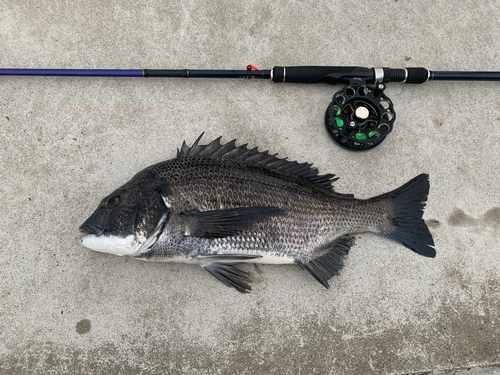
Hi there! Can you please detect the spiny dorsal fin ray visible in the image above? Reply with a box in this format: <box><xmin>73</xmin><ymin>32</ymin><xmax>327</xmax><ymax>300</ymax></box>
<box><xmin>177</xmin><ymin>133</ymin><xmax>346</xmax><ymax>192</ymax></box>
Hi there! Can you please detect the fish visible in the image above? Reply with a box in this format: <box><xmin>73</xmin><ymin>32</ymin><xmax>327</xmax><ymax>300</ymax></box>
<box><xmin>79</xmin><ymin>134</ymin><xmax>435</xmax><ymax>293</ymax></box>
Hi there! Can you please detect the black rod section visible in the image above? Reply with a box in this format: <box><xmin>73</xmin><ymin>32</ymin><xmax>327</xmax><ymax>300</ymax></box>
<box><xmin>0</xmin><ymin>68</ymin><xmax>272</xmax><ymax>79</ymax></box>
<box><xmin>431</xmin><ymin>71</ymin><xmax>500</xmax><ymax>81</ymax></box>
<box><xmin>144</xmin><ymin>69</ymin><xmax>272</xmax><ymax>79</ymax></box>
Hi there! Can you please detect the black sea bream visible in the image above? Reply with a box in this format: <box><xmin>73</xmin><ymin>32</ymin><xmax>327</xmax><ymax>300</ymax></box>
<box><xmin>79</xmin><ymin>134</ymin><xmax>435</xmax><ymax>292</ymax></box>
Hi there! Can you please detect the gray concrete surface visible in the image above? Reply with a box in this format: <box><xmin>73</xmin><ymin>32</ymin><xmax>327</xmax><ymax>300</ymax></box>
<box><xmin>1</xmin><ymin>1</ymin><xmax>499</xmax><ymax>374</ymax></box>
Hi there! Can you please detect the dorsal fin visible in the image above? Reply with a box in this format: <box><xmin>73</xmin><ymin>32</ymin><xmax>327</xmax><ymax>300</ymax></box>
<box><xmin>177</xmin><ymin>133</ymin><xmax>350</xmax><ymax>193</ymax></box>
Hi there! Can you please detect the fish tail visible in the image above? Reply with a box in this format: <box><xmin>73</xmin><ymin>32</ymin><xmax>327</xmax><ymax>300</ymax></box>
<box><xmin>377</xmin><ymin>174</ymin><xmax>436</xmax><ymax>258</ymax></box>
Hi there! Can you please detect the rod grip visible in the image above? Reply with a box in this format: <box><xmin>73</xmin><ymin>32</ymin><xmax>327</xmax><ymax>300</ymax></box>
<box><xmin>272</xmin><ymin>66</ymin><xmax>366</xmax><ymax>83</ymax></box>
<box><xmin>405</xmin><ymin>67</ymin><xmax>429</xmax><ymax>84</ymax></box>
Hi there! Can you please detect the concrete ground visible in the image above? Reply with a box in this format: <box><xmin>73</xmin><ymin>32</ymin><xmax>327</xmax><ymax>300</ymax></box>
<box><xmin>1</xmin><ymin>1</ymin><xmax>499</xmax><ymax>374</ymax></box>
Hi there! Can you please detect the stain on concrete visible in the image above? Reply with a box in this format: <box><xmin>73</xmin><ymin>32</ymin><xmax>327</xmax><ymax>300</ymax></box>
<box><xmin>482</xmin><ymin>207</ymin><xmax>500</xmax><ymax>227</ymax></box>
<box><xmin>3</xmin><ymin>282</ymin><xmax>500</xmax><ymax>375</ymax></box>
<box><xmin>448</xmin><ymin>209</ymin><xmax>476</xmax><ymax>226</ymax></box>
<box><xmin>253</xmin><ymin>263</ymin><xmax>262</xmax><ymax>275</ymax></box>
<box><xmin>5</xmin><ymin>271</ymin><xmax>500</xmax><ymax>374</ymax></box>
<box><xmin>448</xmin><ymin>208</ymin><xmax>500</xmax><ymax>228</ymax></box>
<box><xmin>433</xmin><ymin>119</ymin><xmax>444</xmax><ymax>127</ymax></box>
<box><xmin>75</xmin><ymin>319</ymin><xmax>91</xmax><ymax>335</ymax></box>
<box><xmin>426</xmin><ymin>219</ymin><xmax>441</xmax><ymax>228</ymax></box>
<box><xmin>405</xmin><ymin>56</ymin><xmax>411</xmax><ymax>61</ymax></box>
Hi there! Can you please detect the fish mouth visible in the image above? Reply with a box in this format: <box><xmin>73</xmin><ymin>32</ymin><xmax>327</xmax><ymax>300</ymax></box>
<box><xmin>78</xmin><ymin>213</ymin><xmax>168</xmax><ymax>257</ymax></box>
<box><xmin>79</xmin><ymin>232</ymin><xmax>136</xmax><ymax>255</ymax></box>
<box><xmin>79</xmin><ymin>223</ymin><xmax>105</xmax><ymax>236</ymax></box>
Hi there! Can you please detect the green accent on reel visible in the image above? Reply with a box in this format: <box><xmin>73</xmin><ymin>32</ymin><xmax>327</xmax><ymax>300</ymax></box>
<box><xmin>368</xmin><ymin>131</ymin><xmax>380</xmax><ymax>138</ymax></box>
<box><xmin>335</xmin><ymin>118</ymin><xmax>343</xmax><ymax>127</ymax></box>
<box><xmin>355</xmin><ymin>133</ymin><xmax>367</xmax><ymax>140</ymax></box>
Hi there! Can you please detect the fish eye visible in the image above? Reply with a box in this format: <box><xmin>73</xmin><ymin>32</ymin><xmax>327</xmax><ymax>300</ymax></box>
<box><xmin>106</xmin><ymin>196</ymin><xmax>120</xmax><ymax>209</ymax></box>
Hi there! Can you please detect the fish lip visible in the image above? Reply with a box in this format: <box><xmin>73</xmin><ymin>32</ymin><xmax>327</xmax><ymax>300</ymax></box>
<box><xmin>79</xmin><ymin>232</ymin><xmax>136</xmax><ymax>255</ymax></box>
<box><xmin>79</xmin><ymin>223</ymin><xmax>105</xmax><ymax>236</ymax></box>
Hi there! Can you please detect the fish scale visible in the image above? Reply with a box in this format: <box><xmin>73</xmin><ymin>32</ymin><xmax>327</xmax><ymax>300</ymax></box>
<box><xmin>79</xmin><ymin>134</ymin><xmax>435</xmax><ymax>293</ymax></box>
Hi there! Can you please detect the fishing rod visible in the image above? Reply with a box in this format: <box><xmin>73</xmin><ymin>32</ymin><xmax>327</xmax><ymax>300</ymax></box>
<box><xmin>2</xmin><ymin>65</ymin><xmax>500</xmax><ymax>151</ymax></box>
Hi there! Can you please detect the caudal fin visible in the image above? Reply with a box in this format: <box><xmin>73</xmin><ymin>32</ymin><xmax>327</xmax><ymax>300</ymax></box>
<box><xmin>378</xmin><ymin>174</ymin><xmax>436</xmax><ymax>258</ymax></box>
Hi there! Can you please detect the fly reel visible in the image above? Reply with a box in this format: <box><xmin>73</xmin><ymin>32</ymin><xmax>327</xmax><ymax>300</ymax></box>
<box><xmin>325</xmin><ymin>82</ymin><xmax>395</xmax><ymax>151</ymax></box>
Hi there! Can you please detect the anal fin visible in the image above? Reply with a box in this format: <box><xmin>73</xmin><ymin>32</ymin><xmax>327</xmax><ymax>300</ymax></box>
<box><xmin>301</xmin><ymin>235</ymin><xmax>352</xmax><ymax>289</ymax></box>
<box><xmin>202</xmin><ymin>263</ymin><xmax>252</xmax><ymax>293</ymax></box>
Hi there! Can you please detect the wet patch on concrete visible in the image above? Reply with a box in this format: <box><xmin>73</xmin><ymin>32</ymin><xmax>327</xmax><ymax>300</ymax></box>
<box><xmin>75</xmin><ymin>319</ymin><xmax>91</xmax><ymax>335</ymax></box>
<box><xmin>482</xmin><ymin>208</ymin><xmax>500</xmax><ymax>227</ymax></box>
<box><xmin>2</xmin><ymin>274</ymin><xmax>500</xmax><ymax>374</ymax></box>
<box><xmin>426</xmin><ymin>219</ymin><xmax>441</xmax><ymax>228</ymax></box>
<box><xmin>448</xmin><ymin>208</ymin><xmax>500</xmax><ymax>228</ymax></box>
<box><xmin>448</xmin><ymin>209</ymin><xmax>476</xmax><ymax>226</ymax></box>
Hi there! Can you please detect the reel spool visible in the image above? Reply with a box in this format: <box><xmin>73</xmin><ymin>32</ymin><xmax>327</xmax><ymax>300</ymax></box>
<box><xmin>325</xmin><ymin>82</ymin><xmax>396</xmax><ymax>151</ymax></box>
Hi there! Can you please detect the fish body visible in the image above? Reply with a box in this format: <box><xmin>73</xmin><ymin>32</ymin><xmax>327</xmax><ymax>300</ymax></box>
<box><xmin>79</xmin><ymin>135</ymin><xmax>435</xmax><ymax>292</ymax></box>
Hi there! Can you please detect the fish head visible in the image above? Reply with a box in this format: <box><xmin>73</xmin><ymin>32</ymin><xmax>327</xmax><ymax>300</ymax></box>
<box><xmin>79</xmin><ymin>170</ymin><xmax>170</xmax><ymax>256</ymax></box>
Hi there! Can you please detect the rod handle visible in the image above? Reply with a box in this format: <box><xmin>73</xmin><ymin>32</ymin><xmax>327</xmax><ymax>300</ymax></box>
<box><xmin>271</xmin><ymin>66</ymin><xmax>373</xmax><ymax>84</ymax></box>
<box><xmin>271</xmin><ymin>66</ymin><xmax>433</xmax><ymax>85</ymax></box>
<box><xmin>405</xmin><ymin>67</ymin><xmax>430</xmax><ymax>84</ymax></box>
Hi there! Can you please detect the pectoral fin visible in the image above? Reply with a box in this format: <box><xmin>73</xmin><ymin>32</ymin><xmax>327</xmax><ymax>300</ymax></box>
<box><xmin>180</xmin><ymin>206</ymin><xmax>285</xmax><ymax>239</ymax></box>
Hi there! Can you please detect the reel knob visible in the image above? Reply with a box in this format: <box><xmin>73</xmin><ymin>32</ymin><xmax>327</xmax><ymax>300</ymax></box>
<box><xmin>325</xmin><ymin>83</ymin><xmax>396</xmax><ymax>151</ymax></box>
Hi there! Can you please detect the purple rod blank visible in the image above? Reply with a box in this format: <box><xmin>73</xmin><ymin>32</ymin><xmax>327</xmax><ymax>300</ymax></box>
<box><xmin>0</xmin><ymin>69</ymin><xmax>144</xmax><ymax>77</ymax></box>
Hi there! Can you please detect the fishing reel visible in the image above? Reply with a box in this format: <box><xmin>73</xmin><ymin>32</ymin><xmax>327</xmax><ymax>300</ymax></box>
<box><xmin>271</xmin><ymin>66</ymin><xmax>435</xmax><ymax>151</ymax></box>
<box><xmin>325</xmin><ymin>82</ymin><xmax>395</xmax><ymax>151</ymax></box>
<box><xmin>271</xmin><ymin>66</ymin><xmax>407</xmax><ymax>151</ymax></box>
